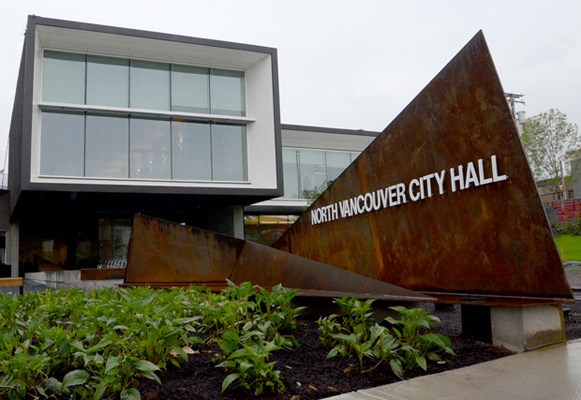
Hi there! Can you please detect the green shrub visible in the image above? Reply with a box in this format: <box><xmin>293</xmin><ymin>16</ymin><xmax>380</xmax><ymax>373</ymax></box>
<box><xmin>0</xmin><ymin>282</ymin><xmax>304</xmax><ymax>399</ymax></box>
<box><xmin>317</xmin><ymin>297</ymin><xmax>455</xmax><ymax>378</ymax></box>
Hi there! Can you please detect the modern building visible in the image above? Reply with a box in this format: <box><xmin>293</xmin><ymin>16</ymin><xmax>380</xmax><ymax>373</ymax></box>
<box><xmin>244</xmin><ymin>124</ymin><xmax>377</xmax><ymax>244</ymax></box>
<box><xmin>2</xmin><ymin>16</ymin><xmax>378</xmax><ymax>277</ymax></box>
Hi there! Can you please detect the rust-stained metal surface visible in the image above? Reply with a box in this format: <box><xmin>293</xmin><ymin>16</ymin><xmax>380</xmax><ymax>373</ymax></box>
<box><xmin>274</xmin><ymin>31</ymin><xmax>573</xmax><ymax>304</ymax></box>
<box><xmin>124</xmin><ymin>214</ymin><xmax>435</xmax><ymax>302</ymax></box>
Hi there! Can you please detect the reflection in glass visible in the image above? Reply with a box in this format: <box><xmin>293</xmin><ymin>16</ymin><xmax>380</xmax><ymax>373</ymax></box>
<box><xmin>279</xmin><ymin>148</ymin><xmax>361</xmax><ymax>199</ymax></box>
<box><xmin>210</xmin><ymin>69</ymin><xmax>245</xmax><ymax>116</ymax></box>
<box><xmin>299</xmin><ymin>150</ymin><xmax>326</xmax><ymax>199</ymax></box>
<box><xmin>172</xmin><ymin>121</ymin><xmax>211</xmax><ymax>180</ymax></box>
<box><xmin>86</xmin><ymin>115</ymin><xmax>129</xmax><ymax>178</ymax></box>
<box><xmin>42</xmin><ymin>52</ymin><xmax>248</xmax><ymax>120</ymax></box>
<box><xmin>130</xmin><ymin>60</ymin><xmax>170</xmax><ymax>110</ymax></box>
<box><xmin>42</xmin><ymin>51</ymin><xmax>85</xmax><ymax>104</ymax></box>
<box><xmin>243</xmin><ymin>215</ymin><xmax>298</xmax><ymax>245</ymax></box>
<box><xmin>212</xmin><ymin>124</ymin><xmax>246</xmax><ymax>181</ymax></box>
<box><xmin>40</xmin><ymin>112</ymin><xmax>85</xmax><ymax>176</ymax></box>
<box><xmin>326</xmin><ymin>151</ymin><xmax>351</xmax><ymax>183</ymax></box>
<box><xmin>282</xmin><ymin>148</ymin><xmax>299</xmax><ymax>199</ymax></box>
<box><xmin>98</xmin><ymin>218</ymin><xmax>132</xmax><ymax>262</ymax></box>
<box><xmin>87</xmin><ymin>56</ymin><xmax>129</xmax><ymax>107</ymax></box>
<box><xmin>130</xmin><ymin>118</ymin><xmax>171</xmax><ymax>179</ymax></box>
<box><xmin>171</xmin><ymin>65</ymin><xmax>210</xmax><ymax>113</ymax></box>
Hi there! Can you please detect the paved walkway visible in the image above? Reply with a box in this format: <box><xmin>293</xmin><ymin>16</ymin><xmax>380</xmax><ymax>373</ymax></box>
<box><xmin>566</xmin><ymin>268</ymin><xmax>581</xmax><ymax>290</ymax></box>
<box><xmin>326</xmin><ymin>339</ymin><xmax>581</xmax><ymax>400</ymax></box>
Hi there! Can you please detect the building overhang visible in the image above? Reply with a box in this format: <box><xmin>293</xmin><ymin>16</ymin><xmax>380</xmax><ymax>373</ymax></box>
<box><xmin>9</xmin><ymin>15</ymin><xmax>283</xmax><ymax>218</ymax></box>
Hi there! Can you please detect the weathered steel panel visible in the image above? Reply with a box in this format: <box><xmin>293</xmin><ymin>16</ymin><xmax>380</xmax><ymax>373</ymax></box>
<box><xmin>125</xmin><ymin>214</ymin><xmax>434</xmax><ymax>302</ymax></box>
<box><xmin>274</xmin><ymin>31</ymin><xmax>573</xmax><ymax>303</ymax></box>
<box><xmin>125</xmin><ymin>214</ymin><xmax>242</xmax><ymax>285</ymax></box>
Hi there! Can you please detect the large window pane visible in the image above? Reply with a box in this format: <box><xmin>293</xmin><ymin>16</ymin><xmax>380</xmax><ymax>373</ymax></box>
<box><xmin>40</xmin><ymin>112</ymin><xmax>84</xmax><ymax>176</ymax></box>
<box><xmin>130</xmin><ymin>61</ymin><xmax>170</xmax><ymax>110</ymax></box>
<box><xmin>299</xmin><ymin>150</ymin><xmax>326</xmax><ymax>199</ymax></box>
<box><xmin>210</xmin><ymin>69</ymin><xmax>245</xmax><ymax>116</ymax></box>
<box><xmin>212</xmin><ymin>124</ymin><xmax>246</xmax><ymax>181</ymax></box>
<box><xmin>130</xmin><ymin>118</ymin><xmax>171</xmax><ymax>179</ymax></box>
<box><xmin>282</xmin><ymin>148</ymin><xmax>299</xmax><ymax>199</ymax></box>
<box><xmin>42</xmin><ymin>51</ymin><xmax>85</xmax><ymax>104</ymax></box>
<box><xmin>326</xmin><ymin>151</ymin><xmax>351</xmax><ymax>183</ymax></box>
<box><xmin>98</xmin><ymin>218</ymin><xmax>132</xmax><ymax>263</ymax></box>
<box><xmin>87</xmin><ymin>56</ymin><xmax>129</xmax><ymax>107</ymax></box>
<box><xmin>171</xmin><ymin>65</ymin><xmax>210</xmax><ymax>113</ymax></box>
<box><xmin>172</xmin><ymin>121</ymin><xmax>211</xmax><ymax>180</ymax></box>
<box><xmin>86</xmin><ymin>115</ymin><xmax>129</xmax><ymax>178</ymax></box>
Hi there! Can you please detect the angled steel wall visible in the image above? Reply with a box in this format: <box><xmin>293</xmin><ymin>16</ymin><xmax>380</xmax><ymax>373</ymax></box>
<box><xmin>274</xmin><ymin>32</ymin><xmax>572</xmax><ymax>303</ymax></box>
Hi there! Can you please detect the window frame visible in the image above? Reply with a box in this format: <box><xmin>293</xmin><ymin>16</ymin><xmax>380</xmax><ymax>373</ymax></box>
<box><xmin>281</xmin><ymin>147</ymin><xmax>360</xmax><ymax>200</ymax></box>
<box><xmin>37</xmin><ymin>50</ymin><xmax>253</xmax><ymax>184</ymax></box>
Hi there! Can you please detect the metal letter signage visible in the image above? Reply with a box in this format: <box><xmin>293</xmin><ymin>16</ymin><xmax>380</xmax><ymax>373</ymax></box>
<box><xmin>310</xmin><ymin>155</ymin><xmax>508</xmax><ymax>226</ymax></box>
<box><xmin>274</xmin><ymin>31</ymin><xmax>573</xmax><ymax>304</ymax></box>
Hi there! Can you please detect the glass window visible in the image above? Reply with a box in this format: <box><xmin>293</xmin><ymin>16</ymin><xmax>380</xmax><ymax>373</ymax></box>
<box><xmin>130</xmin><ymin>60</ymin><xmax>170</xmax><ymax>110</ymax></box>
<box><xmin>282</xmin><ymin>148</ymin><xmax>299</xmax><ymax>199</ymax></box>
<box><xmin>171</xmin><ymin>65</ymin><xmax>210</xmax><ymax>113</ymax></box>
<box><xmin>98</xmin><ymin>218</ymin><xmax>132</xmax><ymax>263</ymax></box>
<box><xmin>210</xmin><ymin>69</ymin><xmax>245</xmax><ymax>116</ymax></box>
<box><xmin>172</xmin><ymin>121</ymin><xmax>211</xmax><ymax>180</ymax></box>
<box><xmin>212</xmin><ymin>124</ymin><xmax>246</xmax><ymax>181</ymax></box>
<box><xmin>244</xmin><ymin>215</ymin><xmax>298</xmax><ymax>245</ymax></box>
<box><xmin>42</xmin><ymin>51</ymin><xmax>85</xmax><ymax>104</ymax></box>
<box><xmin>40</xmin><ymin>112</ymin><xmax>85</xmax><ymax>176</ymax></box>
<box><xmin>42</xmin><ymin>52</ymin><xmax>247</xmax><ymax>119</ymax></box>
<box><xmin>326</xmin><ymin>151</ymin><xmax>351</xmax><ymax>183</ymax></box>
<box><xmin>299</xmin><ymin>150</ymin><xmax>327</xmax><ymax>199</ymax></box>
<box><xmin>87</xmin><ymin>56</ymin><xmax>129</xmax><ymax>107</ymax></box>
<box><xmin>86</xmin><ymin>115</ymin><xmax>129</xmax><ymax>178</ymax></box>
<box><xmin>130</xmin><ymin>118</ymin><xmax>171</xmax><ymax>179</ymax></box>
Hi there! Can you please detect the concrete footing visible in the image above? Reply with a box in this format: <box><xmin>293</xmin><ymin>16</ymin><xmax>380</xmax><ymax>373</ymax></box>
<box><xmin>462</xmin><ymin>304</ymin><xmax>567</xmax><ymax>353</ymax></box>
<box><xmin>460</xmin><ymin>303</ymin><xmax>567</xmax><ymax>353</ymax></box>
<box><xmin>490</xmin><ymin>304</ymin><xmax>566</xmax><ymax>353</ymax></box>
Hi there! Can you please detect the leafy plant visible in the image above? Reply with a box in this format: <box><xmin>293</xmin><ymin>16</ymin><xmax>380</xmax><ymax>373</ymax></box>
<box><xmin>0</xmin><ymin>287</ymin><xmax>207</xmax><ymax>399</ymax></box>
<box><xmin>385</xmin><ymin>306</ymin><xmax>455</xmax><ymax>374</ymax></box>
<box><xmin>217</xmin><ymin>337</ymin><xmax>284</xmax><ymax>396</ymax></box>
<box><xmin>317</xmin><ymin>297</ymin><xmax>455</xmax><ymax>379</ymax></box>
<box><xmin>318</xmin><ymin>297</ymin><xmax>377</xmax><ymax>364</ymax></box>
<box><xmin>0</xmin><ymin>283</ymin><xmax>305</xmax><ymax>399</ymax></box>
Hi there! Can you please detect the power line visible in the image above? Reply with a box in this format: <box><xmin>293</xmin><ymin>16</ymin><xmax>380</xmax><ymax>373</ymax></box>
<box><xmin>527</xmin><ymin>83</ymin><xmax>581</xmax><ymax>96</ymax></box>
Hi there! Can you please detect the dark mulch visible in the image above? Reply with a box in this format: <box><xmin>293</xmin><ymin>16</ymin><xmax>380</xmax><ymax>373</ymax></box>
<box><xmin>140</xmin><ymin>299</ymin><xmax>581</xmax><ymax>400</ymax></box>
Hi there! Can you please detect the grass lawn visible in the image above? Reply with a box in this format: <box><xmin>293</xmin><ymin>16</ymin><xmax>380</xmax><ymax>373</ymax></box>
<box><xmin>555</xmin><ymin>234</ymin><xmax>581</xmax><ymax>262</ymax></box>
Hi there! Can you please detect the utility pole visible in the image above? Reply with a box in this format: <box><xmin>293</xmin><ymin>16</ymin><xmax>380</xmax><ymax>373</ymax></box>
<box><xmin>505</xmin><ymin>93</ymin><xmax>525</xmax><ymax>127</ymax></box>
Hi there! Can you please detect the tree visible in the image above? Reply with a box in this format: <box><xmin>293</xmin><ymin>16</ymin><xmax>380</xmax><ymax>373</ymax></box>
<box><xmin>520</xmin><ymin>109</ymin><xmax>580</xmax><ymax>197</ymax></box>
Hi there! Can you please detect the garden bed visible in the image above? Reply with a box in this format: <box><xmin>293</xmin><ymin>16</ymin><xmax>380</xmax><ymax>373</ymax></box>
<box><xmin>139</xmin><ymin>311</ymin><xmax>516</xmax><ymax>400</ymax></box>
<box><xmin>139</xmin><ymin>298</ymin><xmax>581</xmax><ymax>400</ymax></box>
<box><xmin>1</xmin><ymin>285</ymin><xmax>578</xmax><ymax>400</ymax></box>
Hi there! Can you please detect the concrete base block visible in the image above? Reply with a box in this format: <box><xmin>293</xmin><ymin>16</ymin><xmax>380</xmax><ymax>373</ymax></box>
<box><xmin>491</xmin><ymin>304</ymin><xmax>566</xmax><ymax>353</ymax></box>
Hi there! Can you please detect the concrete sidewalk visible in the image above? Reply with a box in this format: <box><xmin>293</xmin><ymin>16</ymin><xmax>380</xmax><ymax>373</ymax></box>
<box><xmin>566</xmin><ymin>267</ymin><xmax>581</xmax><ymax>291</ymax></box>
<box><xmin>327</xmin><ymin>339</ymin><xmax>581</xmax><ymax>400</ymax></box>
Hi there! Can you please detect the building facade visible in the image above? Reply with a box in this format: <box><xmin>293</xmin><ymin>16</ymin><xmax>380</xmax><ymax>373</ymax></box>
<box><xmin>6</xmin><ymin>16</ymin><xmax>283</xmax><ymax>276</ymax></box>
<box><xmin>3</xmin><ymin>16</ymin><xmax>379</xmax><ymax>277</ymax></box>
<box><xmin>245</xmin><ymin>124</ymin><xmax>377</xmax><ymax>244</ymax></box>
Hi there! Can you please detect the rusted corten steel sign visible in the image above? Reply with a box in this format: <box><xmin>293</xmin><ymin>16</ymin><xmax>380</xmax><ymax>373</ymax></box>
<box><xmin>274</xmin><ymin>31</ymin><xmax>573</xmax><ymax>304</ymax></box>
<box><xmin>124</xmin><ymin>214</ymin><xmax>435</xmax><ymax>303</ymax></box>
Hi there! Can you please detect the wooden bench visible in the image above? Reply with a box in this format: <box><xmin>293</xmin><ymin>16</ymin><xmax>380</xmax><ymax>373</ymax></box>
<box><xmin>0</xmin><ymin>277</ymin><xmax>24</xmax><ymax>294</ymax></box>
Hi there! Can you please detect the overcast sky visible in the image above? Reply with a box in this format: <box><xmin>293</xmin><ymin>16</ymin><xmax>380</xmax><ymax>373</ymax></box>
<box><xmin>1</xmin><ymin>0</ymin><xmax>580</xmax><ymax>168</ymax></box>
